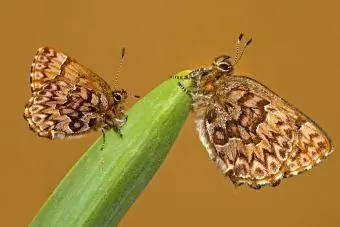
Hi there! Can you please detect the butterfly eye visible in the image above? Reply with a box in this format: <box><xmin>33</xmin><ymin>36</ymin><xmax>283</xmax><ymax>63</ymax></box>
<box><xmin>213</xmin><ymin>55</ymin><xmax>233</xmax><ymax>72</ymax></box>
<box><xmin>218</xmin><ymin>63</ymin><xmax>231</xmax><ymax>71</ymax></box>
<box><xmin>113</xmin><ymin>93</ymin><xmax>123</xmax><ymax>102</ymax></box>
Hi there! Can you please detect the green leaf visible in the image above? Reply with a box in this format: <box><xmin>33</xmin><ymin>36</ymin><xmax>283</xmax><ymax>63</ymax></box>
<box><xmin>29</xmin><ymin>70</ymin><xmax>193</xmax><ymax>227</ymax></box>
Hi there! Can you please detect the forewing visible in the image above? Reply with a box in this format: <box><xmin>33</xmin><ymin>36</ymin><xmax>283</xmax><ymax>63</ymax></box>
<box><xmin>194</xmin><ymin>75</ymin><xmax>332</xmax><ymax>189</ymax></box>
<box><xmin>30</xmin><ymin>47</ymin><xmax>113</xmax><ymax>104</ymax></box>
<box><xmin>30</xmin><ymin>47</ymin><xmax>68</xmax><ymax>92</ymax></box>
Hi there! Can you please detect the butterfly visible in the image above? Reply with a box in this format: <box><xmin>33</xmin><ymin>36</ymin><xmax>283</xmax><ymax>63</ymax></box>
<box><xmin>173</xmin><ymin>34</ymin><xmax>333</xmax><ymax>189</ymax></box>
<box><xmin>23</xmin><ymin>47</ymin><xmax>134</xmax><ymax>149</ymax></box>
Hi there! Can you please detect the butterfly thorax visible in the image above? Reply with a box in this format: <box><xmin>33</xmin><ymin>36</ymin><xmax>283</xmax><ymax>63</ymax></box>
<box><xmin>198</xmin><ymin>69</ymin><xmax>226</xmax><ymax>95</ymax></box>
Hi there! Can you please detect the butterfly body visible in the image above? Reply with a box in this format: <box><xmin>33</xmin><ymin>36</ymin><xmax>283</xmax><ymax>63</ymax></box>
<box><xmin>24</xmin><ymin>47</ymin><xmax>128</xmax><ymax>140</ymax></box>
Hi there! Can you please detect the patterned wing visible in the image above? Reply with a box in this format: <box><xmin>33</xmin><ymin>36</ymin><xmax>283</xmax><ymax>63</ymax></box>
<box><xmin>193</xmin><ymin>75</ymin><xmax>333</xmax><ymax>189</ymax></box>
<box><xmin>24</xmin><ymin>80</ymin><xmax>105</xmax><ymax>139</ymax></box>
<box><xmin>24</xmin><ymin>47</ymin><xmax>113</xmax><ymax>139</ymax></box>
<box><xmin>29</xmin><ymin>47</ymin><xmax>114</xmax><ymax>104</ymax></box>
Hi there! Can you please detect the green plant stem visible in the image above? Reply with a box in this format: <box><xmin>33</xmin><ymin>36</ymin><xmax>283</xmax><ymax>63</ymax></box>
<box><xmin>29</xmin><ymin>70</ymin><xmax>192</xmax><ymax>227</ymax></box>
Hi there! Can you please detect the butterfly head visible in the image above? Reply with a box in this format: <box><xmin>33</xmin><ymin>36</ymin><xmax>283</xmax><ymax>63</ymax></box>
<box><xmin>212</xmin><ymin>55</ymin><xmax>234</xmax><ymax>74</ymax></box>
<box><xmin>112</xmin><ymin>89</ymin><xmax>128</xmax><ymax>104</ymax></box>
<box><xmin>211</xmin><ymin>33</ymin><xmax>252</xmax><ymax>75</ymax></box>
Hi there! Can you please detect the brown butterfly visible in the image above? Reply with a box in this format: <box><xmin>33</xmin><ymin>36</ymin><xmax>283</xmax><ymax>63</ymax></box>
<box><xmin>24</xmin><ymin>47</ymin><xmax>135</xmax><ymax>148</ymax></box>
<box><xmin>173</xmin><ymin>34</ymin><xmax>333</xmax><ymax>189</ymax></box>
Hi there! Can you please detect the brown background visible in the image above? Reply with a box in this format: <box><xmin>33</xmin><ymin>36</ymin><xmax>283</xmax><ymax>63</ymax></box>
<box><xmin>1</xmin><ymin>0</ymin><xmax>339</xmax><ymax>226</ymax></box>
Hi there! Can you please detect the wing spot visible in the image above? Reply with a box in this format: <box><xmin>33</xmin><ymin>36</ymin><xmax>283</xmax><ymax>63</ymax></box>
<box><xmin>42</xmin><ymin>83</ymin><xmax>58</xmax><ymax>91</ymax></box>
<box><xmin>69</xmin><ymin>120</ymin><xmax>84</xmax><ymax>132</ymax></box>
<box><xmin>88</xmin><ymin>118</ymin><xmax>97</xmax><ymax>127</ymax></box>
<box><xmin>206</xmin><ymin>108</ymin><xmax>217</xmax><ymax>123</ymax></box>
<box><xmin>212</xmin><ymin>126</ymin><xmax>228</xmax><ymax>145</ymax></box>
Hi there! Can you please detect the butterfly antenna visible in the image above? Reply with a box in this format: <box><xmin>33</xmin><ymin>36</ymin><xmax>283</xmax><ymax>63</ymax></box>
<box><xmin>233</xmin><ymin>33</ymin><xmax>252</xmax><ymax>66</ymax></box>
<box><xmin>113</xmin><ymin>47</ymin><xmax>125</xmax><ymax>89</ymax></box>
<box><xmin>234</xmin><ymin>33</ymin><xmax>244</xmax><ymax>61</ymax></box>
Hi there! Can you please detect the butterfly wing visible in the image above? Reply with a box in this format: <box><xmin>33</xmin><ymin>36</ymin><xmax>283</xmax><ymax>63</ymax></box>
<box><xmin>24</xmin><ymin>47</ymin><xmax>113</xmax><ymax>139</ymax></box>
<box><xmin>24</xmin><ymin>80</ymin><xmax>106</xmax><ymax>139</ymax></box>
<box><xmin>30</xmin><ymin>47</ymin><xmax>114</xmax><ymax>102</ymax></box>
<box><xmin>193</xmin><ymin>75</ymin><xmax>333</xmax><ymax>189</ymax></box>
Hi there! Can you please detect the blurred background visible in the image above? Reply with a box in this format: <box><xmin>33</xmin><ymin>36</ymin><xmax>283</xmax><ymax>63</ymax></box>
<box><xmin>1</xmin><ymin>0</ymin><xmax>339</xmax><ymax>226</ymax></box>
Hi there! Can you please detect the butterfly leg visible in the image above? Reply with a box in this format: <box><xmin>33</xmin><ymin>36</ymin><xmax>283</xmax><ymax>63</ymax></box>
<box><xmin>120</xmin><ymin>111</ymin><xmax>128</xmax><ymax>128</ymax></box>
<box><xmin>115</xmin><ymin>128</ymin><xmax>124</xmax><ymax>138</ymax></box>
<box><xmin>171</xmin><ymin>67</ymin><xmax>210</xmax><ymax>80</ymax></box>
<box><xmin>171</xmin><ymin>74</ymin><xmax>191</xmax><ymax>80</ymax></box>
<box><xmin>172</xmin><ymin>68</ymin><xmax>210</xmax><ymax>97</ymax></box>
<box><xmin>100</xmin><ymin>128</ymin><xmax>106</xmax><ymax>150</ymax></box>
<box><xmin>100</xmin><ymin>122</ymin><xmax>124</xmax><ymax>150</ymax></box>
<box><xmin>112</xmin><ymin>116</ymin><xmax>127</xmax><ymax>138</ymax></box>
<box><xmin>177</xmin><ymin>81</ymin><xmax>191</xmax><ymax>95</ymax></box>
